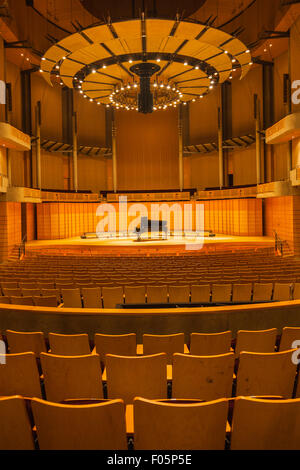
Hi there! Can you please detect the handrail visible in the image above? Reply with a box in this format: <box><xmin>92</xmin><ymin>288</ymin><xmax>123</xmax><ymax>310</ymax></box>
<box><xmin>273</xmin><ymin>230</ymin><xmax>285</xmax><ymax>256</ymax></box>
<box><xmin>18</xmin><ymin>234</ymin><xmax>27</xmax><ymax>259</ymax></box>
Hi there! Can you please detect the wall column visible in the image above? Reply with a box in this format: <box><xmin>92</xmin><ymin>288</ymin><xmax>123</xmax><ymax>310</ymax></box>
<box><xmin>72</xmin><ymin>112</ymin><xmax>78</xmax><ymax>192</ymax></box>
<box><xmin>35</xmin><ymin>101</ymin><xmax>42</xmax><ymax>190</ymax></box>
<box><xmin>254</xmin><ymin>94</ymin><xmax>262</xmax><ymax>185</ymax></box>
<box><xmin>218</xmin><ymin>106</ymin><xmax>224</xmax><ymax>189</ymax></box>
<box><xmin>112</xmin><ymin>109</ymin><xmax>117</xmax><ymax>193</ymax></box>
<box><xmin>178</xmin><ymin>104</ymin><xmax>184</xmax><ymax>191</ymax></box>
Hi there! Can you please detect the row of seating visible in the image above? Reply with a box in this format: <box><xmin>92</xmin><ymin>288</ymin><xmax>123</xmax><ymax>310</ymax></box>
<box><xmin>2</xmin><ymin>395</ymin><xmax>300</xmax><ymax>450</ymax></box>
<box><xmin>0</xmin><ymin>283</ymin><xmax>297</xmax><ymax>308</ymax></box>
<box><xmin>4</xmin><ymin>327</ymin><xmax>299</xmax><ymax>359</ymax></box>
<box><xmin>0</xmin><ymin>349</ymin><xmax>299</xmax><ymax>404</ymax></box>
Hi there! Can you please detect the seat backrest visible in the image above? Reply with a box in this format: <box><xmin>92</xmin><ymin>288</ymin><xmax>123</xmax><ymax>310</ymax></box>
<box><xmin>211</xmin><ymin>284</ymin><xmax>232</xmax><ymax>303</ymax></box>
<box><xmin>106</xmin><ymin>353</ymin><xmax>167</xmax><ymax>404</ymax></box>
<box><xmin>21</xmin><ymin>289</ymin><xmax>41</xmax><ymax>298</ymax></box>
<box><xmin>3</xmin><ymin>288</ymin><xmax>21</xmax><ymax>297</ymax></box>
<box><xmin>19</xmin><ymin>282</ymin><xmax>37</xmax><ymax>289</ymax></box>
<box><xmin>143</xmin><ymin>333</ymin><xmax>185</xmax><ymax>364</ymax></box>
<box><xmin>0</xmin><ymin>296</ymin><xmax>10</xmax><ymax>304</ymax></box>
<box><xmin>232</xmin><ymin>284</ymin><xmax>252</xmax><ymax>303</ymax></box>
<box><xmin>41</xmin><ymin>289</ymin><xmax>61</xmax><ymax>303</ymax></box>
<box><xmin>190</xmin><ymin>285</ymin><xmax>211</xmax><ymax>303</ymax></box>
<box><xmin>146</xmin><ymin>285</ymin><xmax>168</xmax><ymax>304</ymax></box>
<box><xmin>231</xmin><ymin>397</ymin><xmax>300</xmax><ymax>450</ymax></box>
<box><xmin>102</xmin><ymin>287</ymin><xmax>124</xmax><ymax>308</ymax></box>
<box><xmin>235</xmin><ymin>328</ymin><xmax>277</xmax><ymax>356</ymax></box>
<box><xmin>293</xmin><ymin>283</ymin><xmax>300</xmax><ymax>300</ymax></box>
<box><xmin>40</xmin><ymin>353</ymin><xmax>103</xmax><ymax>402</ymax></box>
<box><xmin>168</xmin><ymin>286</ymin><xmax>190</xmax><ymax>304</ymax></box>
<box><xmin>31</xmin><ymin>398</ymin><xmax>127</xmax><ymax>450</ymax></box>
<box><xmin>279</xmin><ymin>327</ymin><xmax>300</xmax><ymax>352</ymax></box>
<box><xmin>134</xmin><ymin>397</ymin><xmax>228</xmax><ymax>450</ymax></box>
<box><xmin>190</xmin><ymin>331</ymin><xmax>232</xmax><ymax>356</ymax></box>
<box><xmin>0</xmin><ymin>352</ymin><xmax>42</xmax><ymax>398</ymax></box>
<box><xmin>252</xmin><ymin>283</ymin><xmax>273</xmax><ymax>302</ymax></box>
<box><xmin>273</xmin><ymin>283</ymin><xmax>291</xmax><ymax>301</ymax></box>
<box><xmin>6</xmin><ymin>330</ymin><xmax>47</xmax><ymax>356</ymax></box>
<box><xmin>94</xmin><ymin>333</ymin><xmax>137</xmax><ymax>365</ymax></box>
<box><xmin>1</xmin><ymin>282</ymin><xmax>18</xmax><ymax>290</ymax></box>
<box><xmin>172</xmin><ymin>353</ymin><xmax>235</xmax><ymax>400</ymax></box>
<box><xmin>37</xmin><ymin>282</ymin><xmax>55</xmax><ymax>290</ymax></box>
<box><xmin>10</xmin><ymin>296</ymin><xmax>34</xmax><ymax>306</ymax></box>
<box><xmin>124</xmin><ymin>286</ymin><xmax>146</xmax><ymax>304</ymax></box>
<box><xmin>236</xmin><ymin>350</ymin><xmax>297</xmax><ymax>398</ymax></box>
<box><xmin>48</xmin><ymin>333</ymin><xmax>91</xmax><ymax>356</ymax></box>
<box><xmin>34</xmin><ymin>296</ymin><xmax>58</xmax><ymax>307</ymax></box>
<box><xmin>61</xmin><ymin>289</ymin><xmax>82</xmax><ymax>308</ymax></box>
<box><xmin>0</xmin><ymin>396</ymin><xmax>35</xmax><ymax>450</ymax></box>
<box><xmin>82</xmin><ymin>287</ymin><xmax>102</xmax><ymax>308</ymax></box>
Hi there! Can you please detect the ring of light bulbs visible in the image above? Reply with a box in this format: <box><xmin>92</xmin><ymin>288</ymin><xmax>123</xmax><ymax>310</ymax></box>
<box><xmin>40</xmin><ymin>18</ymin><xmax>253</xmax><ymax>111</ymax></box>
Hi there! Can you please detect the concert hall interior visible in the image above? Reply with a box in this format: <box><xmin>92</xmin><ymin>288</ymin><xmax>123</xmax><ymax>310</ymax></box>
<box><xmin>1</xmin><ymin>0</ymin><xmax>300</xmax><ymax>453</ymax></box>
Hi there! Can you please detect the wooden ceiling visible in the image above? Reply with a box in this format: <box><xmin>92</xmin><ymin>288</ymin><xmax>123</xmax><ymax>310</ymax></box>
<box><xmin>40</xmin><ymin>18</ymin><xmax>252</xmax><ymax>108</ymax></box>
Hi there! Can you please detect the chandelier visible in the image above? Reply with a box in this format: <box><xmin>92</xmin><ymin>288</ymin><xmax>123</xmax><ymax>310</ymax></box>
<box><xmin>40</xmin><ymin>17</ymin><xmax>252</xmax><ymax>113</ymax></box>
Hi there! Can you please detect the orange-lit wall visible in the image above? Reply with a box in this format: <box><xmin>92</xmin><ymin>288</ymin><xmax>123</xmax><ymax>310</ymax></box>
<box><xmin>116</xmin><ymin>108</ymin><xmax>179</xmax><ymax>191</ymax></box>
<box><xmin>36</xmin><ymin>199</ymin><xmax>263</xmax><ymax>240</ymax></box>
<box><xmin>0</xmin><ymin>202</ymin><xmax>22</xmax><ymax>261</ymax></box>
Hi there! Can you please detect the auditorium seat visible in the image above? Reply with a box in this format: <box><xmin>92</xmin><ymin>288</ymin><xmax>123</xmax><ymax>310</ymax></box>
<box><xmin>293</xmin><ymin>283</ymin><xmax>300</xmax><ymax>300</ymax></box>
<box><xmin>232</xmin><ymin>284</ymin><xmax>252</xmax><ymax>303</ymax></box>
<box><xmin>142</xmin><ymin>333</ymin><xmax>185</xmax><ymax>364</ymax></box>
<box><xmin>279</xmin><ymin>327</ymin><xmax>300</xmax><ymax>351</ymax></box>
<box><xmin>82</xmin><ymin>287</ymin><xmax>102</xmax><ymax>308</ymax></box>
<box><xmin>190</xmin><ymin>285</ymin><xmax>211</xmax><ymax>303</ymax></box>
<box><xmin>94</xmin><ymin>333</ymin><xmax>137</xmax><ymax>366</ymax></box>
<box><xmin>40</xmin><ymin>353</ymin><xmax>103</xmax><ymax>402</ymax></box>
<box><xmin>37</xmin><ymin>282</ymin><xmax>56</xmax><ymax>290</ymax></box>
<box><xmin>190</xmin><ymin>331</ymin><xmax>232</xmax><ymax>356</ymax></box>
<box><xmin>34</xmin><ymin>296</ymin><xmax>58</xmax><ymax>307</ymax></box>
<box><xmin>133</xmin><ymin>397</ymin><xmax>228</xmax><ymax>450</ymax></box>
<box><xmin>236</xmin><ymin>350</ymin><xmax>297</xmax><ymax>398</ymax></box>
<box><xmin>0</xmin><ymin>296</ymin><xmax>10</xmax><ymax>304</ymax></box>
<box><xmin>10</xmin><ymin>296</ymin><xmax>34</xmax><ymax>306</ymax></box>
<box><xmin>146</xmin><ymin>285</ymin><xmax>168</xmax><ymax>304</ymax></box>
<box><xmin>0</xmin><ymin>352</ymin><xmax>42</xmax><ymax>398</ymax></box>
<box><xmin>41</xmin><ymin>289</ymin><xmax>61</xmax><ymax>303</ymax></box>
<box><xmin>31</xmin><ymin>398</ymin><xmax>127</xmax><ymax>450</ymax></box>
<box><xmin>211</xmin><ymin>284</ymin><xmax>232</xmax><ymax>303</ymax></box>
<box><xmin>6</xmin><ymin>330</ymin><xmax>47</xmax><ymax>356</ymax></box>
<box><xmin>272</xmin><ymin>283</ymin><xmax>291</xmax><ymax>301</ymax></box>
<box><xmin>235</xmin><ymin>328</ymin><xmax>277</xmax><ymax>356</ymax></box>
<box><xmin>0</xmin><ymin>396</ymin><xmax>35</xmax><ymax>450</ymax></box>
<box><xmin>1</xmin><ymin>282</ymin><xmax>18</xmax><ymax>290</ymax></box>
<box><xmin>252</xmin><ymin>283</ymin><xmax>273</xmax><ymax>302</ymax></box>
<box><xmin>19</xmin><ymin>282</ymin><xmax>37</xmax><ymax>290</ymax></box>
<box><xmin>106</xmin><ymin>353</ymin><xmax>167</xmax><ymax>404</ymax></box>
<box><xmin>102</xmin><ymin>287</ymin><xmax>124</xmax><ymax>308</ymax></box>
<box><xmin>3</xmin><ymin>288</ymin><xmax>22</xmax><ymax>297</ymax></box>
<box><xmin>48</xmin><ymin>333</ymin><xmax>91</xmax><ymax>356</ymax></box>
<box><xmin>21</xmin><ymin>289</ymin><xmax>41</xmax><ymax>298</ymax></box>
<box><xmin>61</xmin><ymin>289</ymin><xmax>82</xmax><ymax>308</ymax></box>
<box><xmin>172</xmin><ymin>353</ymin><xmax>235</xmax><ymax>400</ymax></box>
<box><xmin>124</xmin><ymin>286</ymin><xmax>146</xmax><ymax>304</ymax></box>
<box><xmin>168</xmin><ymin>285</ymin><xmax>190</xmax><ymax>304</ymax></box>
<box><xmin>230</xmin><ymin>397</ymin><xmax>300</xmax><ymax>450</ymax></box>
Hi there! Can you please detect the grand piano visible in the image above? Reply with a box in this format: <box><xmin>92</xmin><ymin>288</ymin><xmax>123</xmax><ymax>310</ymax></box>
<box><xmin>135</xmin><ymin>217</ymin><xmax>168</xmax><ymax>240</ymax></box>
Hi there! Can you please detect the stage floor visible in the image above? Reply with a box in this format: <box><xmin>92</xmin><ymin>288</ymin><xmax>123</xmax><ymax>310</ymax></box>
<box><xmin>26</xmin><ymin>234</ymin><xmax>274</xmax><ymax>256</ymax></box>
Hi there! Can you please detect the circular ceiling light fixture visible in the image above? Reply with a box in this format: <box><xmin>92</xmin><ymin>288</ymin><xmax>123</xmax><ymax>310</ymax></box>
<box><xmin>40</xmin><ymin>17</ymin><xmax>252</xmax><ymax>113</ymax></box>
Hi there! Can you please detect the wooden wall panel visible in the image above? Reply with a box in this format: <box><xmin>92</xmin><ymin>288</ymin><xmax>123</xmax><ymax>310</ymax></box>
<box><xmin>36</xmin><ymin>199</ymin><xmax>263</xmax><ymax>240</ymax></box>
<box><xmin>116</xmin><ymin>108</ymin><xmax>179</xmax><ymax>191</ymax></box>
<box><xmin>0</xmin><ymin>202</ymin><xmax>21</xmax><ymax>261</ymax></box>
<box><xmin>26</xmin><ymin>203</ymin><xmax>35</xmax><ymax>242</ymax></box>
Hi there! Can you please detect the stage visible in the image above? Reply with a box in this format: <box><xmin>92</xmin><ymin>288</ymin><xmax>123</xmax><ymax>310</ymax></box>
<box><xmin>26</xmin><ymin>234</ymin><xmax>274</xmax><ymax>257</ymax></box>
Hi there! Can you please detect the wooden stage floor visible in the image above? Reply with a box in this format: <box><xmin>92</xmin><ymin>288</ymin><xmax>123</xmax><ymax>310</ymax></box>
<box><xmin>26</xmin><ymin>235</ymin><xmax>274</xmax><ymax>256</ymax></box>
